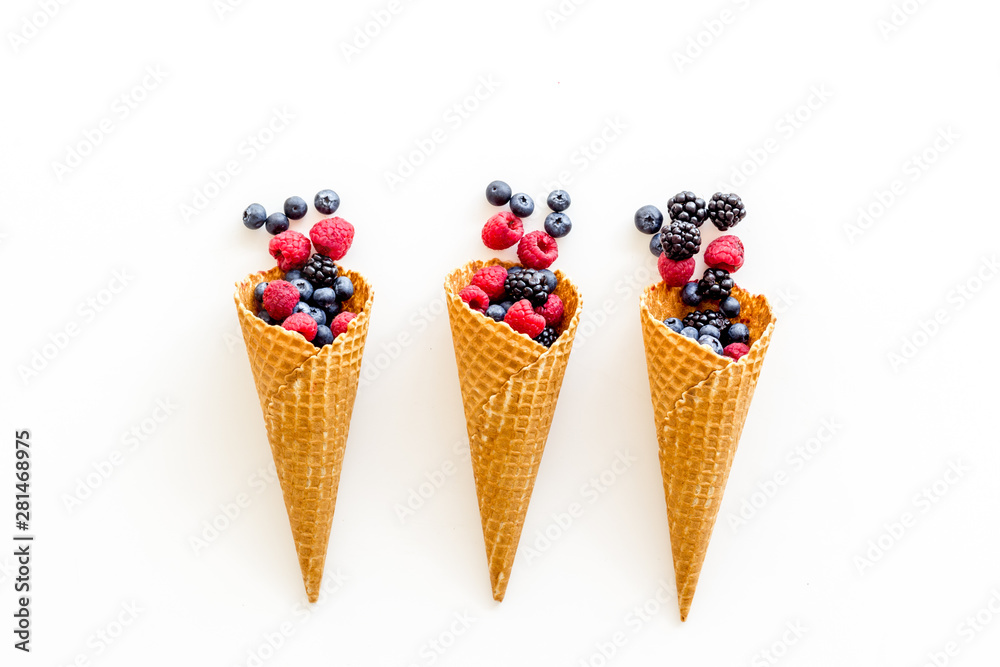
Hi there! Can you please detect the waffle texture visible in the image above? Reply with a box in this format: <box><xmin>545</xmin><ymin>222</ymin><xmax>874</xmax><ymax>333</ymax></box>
<box><xmin>639</xmin><ymin>282</ymin><xmax>775</xmax><ymax>621</ymax></box>
<box><xmin>234</xmin><ymin>266</ymin><xmax>374</xmax><ymax>602</ymax></box>
<box><xmin>445</xmin><ymin>259</ymin><xmax>582</xmax><ymax>601</ymax></box>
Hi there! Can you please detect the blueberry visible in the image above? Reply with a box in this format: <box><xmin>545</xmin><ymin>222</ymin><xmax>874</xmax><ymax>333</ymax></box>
<box><xmin>293</xmin><ymin>302</ymin><xmax>310</xmax><ymax>314</ymax></box>
<box><xmin>498</xmin><ymin>300</ymin><xmax>514</xmax><ymax>311</ymax></box>
<box><xmin>634</xmin><ymin>205</ymin><xmax>663</xmax><ymax>234</ymax></box>
<box><xmin>322</xmin><ymin>304</ymin><xmax>341</xmax><ymax>324</ymax></box>
<box><xmin>544</xmin><ymin>212</ymin><xmax>572</xmax><ymax>238</ymax></box>
<box><xmin>332</xmin><ymin>275</ymin><xmax>354</xmax><ymax>302</ymax></box>
<box><xmin>680</xmin><ymin>326</ymin><xmax>699</xmax><ymax>340</ymax></box>
<box><xmin>649</xmin><ymin>232</ymin><xmax>664</xmax><ymax>257</ymax></box>
<box><xmin>257</xmin><ymin>309</ymin><xmax>276</xmax><ymax>325</ymax></box>
<box><xmin>546</xmin><ymin>189</ymin><xmax>571</xmax><ymax>212</ymax></box>
<box><xmin>699</xmin><ymin>336</ymin><xmax>725</xmax><ymax>355</ymax></box>
<box><xmin>284</xmin><ymin>269</ymin><xmax>303</xmax><ymax>282</ymax></box>
<box><xmin>681</xmin><ymin>281</ymin><xmax>702</xmax><ymax>307</ymax></box>
<box><xmin>284</xmin><ymin>196</ymin><xmax>307</xmax><ymax>220</ymax></box>
<box><xmin>243</xmin><ymin>203</ymin><xmax>267</xmax><ymax>230</ymax></box>
<box><xmin>509</xmin><ymin>193</ymin><xmax>534</xmax><ymax>217</ymax></box>
<box><xmin>314</xmin><ymin>189</ymin><xmax>340</xmax><ymax>215</ymax></box>
<box><xmin>290</xmin><ymin>278</ymin><xmax>314</xmax><ymax>302</ymax></box>
<box><xmin>720</xmin><ymin>296</ymin><xmax>741</xmax><ymax>319</ymax></box>
<box><xmin>699</xmin><ymin>325</ymin><xmax>721</xmax><ymax>339</ymax></box>
<box><xmin>537</xmin><ymin>269</ymin><xmax>558</xmax><ymax>293</ymax></box>
<box><xmin>265</xmin><ymin>212</ymin><xmax>289</xmax><ymax>235</ymax></box>
<box><xmin>313</xmin><ymin>324</ymin><xmax>334</xmax><ymax>347</ymax></box>
<box><xmin>722</xmin><ymin>323</ymin><xmax>750</xmax><ymax>346</ymax></box>
<box><xmin>302</xmin><ymin>306</ymin><xmax>326</xmax><ymax>326</ymax></box>
<box><xmin>311</xmin><ymin>287</ymin><xmax>337</xmax><ymax>309</ymax></box>
<box><xmin>485</xmin><ymin>304</ymin><xmax>507</xmax><ymax>322</ymax></box>
<box><xmin>663</xmin><ymin>317</ymin><xmax>684</xmax><ymax>334</ymax></box>
<box><xmin>253</xmin><ymin>281</ymin><xmax>268</xmax><ymax>302</ymax></box>
<box><xmin>486</xmin><ymin>180</ymin><xmax>512</xmax><ymax>206</ymax></box>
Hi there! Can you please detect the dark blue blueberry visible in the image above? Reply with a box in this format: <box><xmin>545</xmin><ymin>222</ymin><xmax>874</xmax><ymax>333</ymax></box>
<box><xmin>486</xmin><ymin>180</ymin><xmax>512</xmax><ymax>206</ymax></box>
<box><xmin>720</xmin><ymin>296</ymin><xmax>741</xmax><ymax>319</ymax></box>
<box><xmin>265</xmin><ymin>212</ymin><xmax>289</xmax><ymax>235</ymax></box>
<box><xmin>485</xmin><ymin>304</ymin><xmax>507</xmax><ymax>322</ymax></box>
<box><xmin>546</xmin><ymin>189</ymin><xmax>571</xmax><ymax>212</ymax></box>
<box><xmin>290</xmin><ymin>278</ymin><xmax>314</xmax><ymax>302</ymax></box>
<box><xmin>313</xmin><ymin>324</ymin><xmax>334</xmax><ymax>347</ymax></box>
<box><xmin>293</xmin><ymin>302</ymin><xmax>310</xmax><ymax>315</ymax></box>
<box><xmin>722</xmin><ymin>323</ymin><xmax>750</xmax><ymax>346</ymax></box>
<box><xmin>699</xmin><ymin>335</ymin><xmax>724</xmax><ymax>355</ymax></box>
<box><xmin>322</xmin><ymin>304</ymin><xmax>341</xmax><ymax>324</ymax></box>
<box><xmin>649</xmin><ymin>232</ymin><xmax>664</xmax><ymax>257</ymax></box>
<box><xmin>284</xmin><ymin>196</ymin><xmax>307</xmax><ymax>220</ymax></box>
<box><xmin>332</xmin><ymin>275</ymin><xmax>354</xmax><ymax>302</ymax></box>
<box><xmin>253</xmin><ymin>281</ymin><xmax>269</xmax><ymax>302</ymax></box>
<box><xmin>663</xmin><ymin>317</ymin><xmax>684</xmax><ymax>334</ymax></box>
<box><xmin>536</xmin><ymin>269</ymin><xmax>558</xmax><ymax>293</ymax></box>
<box><xmin>257</xmin><ymin>309</ymin><xmax>276</xmax><ymax>325</ymax></box>
<box><xmin>634</xmin><ymin>205</ymin><xmax>663</xmax><ymax>234</ymax></box>
<box><xmin>284</xmin><ymin>269</ymin><xmax>303</xmax><ymax>282</ymax></box>
<box><xmin>544</xmin><ymin>212</ymin><xmax>572</xmax><ymax>238</ymax></box>
<box><xmin>680</xmin><ymin>281</ymin><xmax>702</xmax><ymax>307</ymax></box>
<box><xmin>314</xmin><ymin>189</ymin><xmax>340</xmax><ymax>215</ymax></box>
<box><xmin>311</xmin><ymin>287</ymin><xmax>337</xmax><ymax>309</ymax></box>
<box><xmin>498</xmin><ymin>300</ymin><xmax>514</xmax><ymax>311</ymax></box>
<box><xmin>699</xmin><ymin>325</ymin><xmax>721</xmax><ymax>340</ymax></box>
<box><xmin>680</xmin><ymin>326</ymin><xmax>699</xmax><ymax>340</ymax></box>
<box><xmin>243</xmin><ymin>203</ymin><xmax>267</xmax><ymax>229</ymax></box>
<box><xmin>509</xmin><ymin>193</ymin><xmax>534</xmax><ymax>217</ymax></box>
<box><xmin>302</xmin><ymin>306</ymin><xmax>326</xmax><ymax>326</ymax></box>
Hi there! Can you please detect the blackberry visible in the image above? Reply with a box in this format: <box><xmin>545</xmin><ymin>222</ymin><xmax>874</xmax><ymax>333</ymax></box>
<box><xmin>535</xmin><ymin>327</ymin><xmax>558</xmax><ymax>347</ymax></box>
<box><xmin>697</xmin><ymin>268</ymin><xmax>734</xmax><ymax>301</ymax></box>
<box><xmin>661</xmin><ymin>219</ymin><xmax>701</xmax><ymax>261</ymax></box>
<box><xmin>667</xmin><ymin>191</ymin><xmax>707</xmax><ymax>226</ymax></box>
<box><xmin>707</xmin><ymin>192</ymin><xmax>746</xmax><ymax>230</ymax></box>
<box><xmin>300</xmin><ymin>254</ymin><xmax>339</xmax><ymax>289</ymax></box>
<box><xmin>683</xmin><ymin>310</ymin><xmax>730</xmax><ymax>331</ymax></box>
<box><xmin>504</xmin><ymin>268</ymin><xmax>550</xmax><ymax>307</ymax></box>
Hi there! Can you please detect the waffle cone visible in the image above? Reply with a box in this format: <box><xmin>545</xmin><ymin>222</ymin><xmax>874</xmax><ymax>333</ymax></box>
<box><xmin>639</xmin><ymin>282</ymin><xmax>776</xmax><ymax>621</ymax></box>
<box><xmin>234</xmin><ymin>266</ymin><xmax>374</xmax><ymax>602</ymax></box>
<box><xmin>445</xmin><ymin>260</ymin><xmax>582</xmax><ymax>601</ymax></box>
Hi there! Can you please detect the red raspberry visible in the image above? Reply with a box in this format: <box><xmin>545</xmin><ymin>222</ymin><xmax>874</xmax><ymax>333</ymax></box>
<box><xmin>504</xmin><ymin>299</ymin><xmax>546</xmax><ymax>338</ymax></box>
<box><xmin>534</xmin><ymin>293</ymin><xmax>564</xmax><ymax>326</ymax></box>
<box><xmin>331</xmin><ymin>311</ymin><xmax>357</xmax><ymax>338</ymax></box>
<box><xmin>268</xmin><ymin>230</ymin><xmax>312</xmax><ymax>272</ymax></box>
<box><xmin>481</xmin><ymin>211</ymin><xmax>524</xmax><ymax>250</ymax></box>
<box><xmin>470</xmin><ymin>265</ymin><xmax>508</xmax><ymax>300</ymax></box>
<box><xmin>282</xmin><ymin>313</ymin><xmax>318</xmax><ymax>341</ymax></box>
<box><xmin>657</xmin><ymin>254</ymin><xmax>695</xmax><ymax>287</ymax></box>
<box><xmin>262</xmin><ymin>280</ymin><xmax>300</xmax><ymax>320</ymax></box>
<box><xmin>310</xmin><ymin>217</ymin><xmax>355</xmax><ymax>260</ymax></box>
<box><xmin>705</xmin><ymin>235</ymin><xmax>745</xmax><ymax>273</ymax></box>
<box><xmin>517</xmin><ymin>231</ymin><xmax>558</xmax><ymax>270</ymax></box>
<box><xmin>724</xmin><ymin>342</ymin><xmax>750</xmax><ymax>361</ymax></box>
<box><xmin>459</xmin><ymin>285</ymin><xmax>490</xmax><ymax>312</ymax></box>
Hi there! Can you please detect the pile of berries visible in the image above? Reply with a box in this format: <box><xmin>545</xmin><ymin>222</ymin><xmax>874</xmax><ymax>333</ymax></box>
<box><xmin>634</xmin><ymin>190</ymin><xmax>752</xmax><ymax>361</ymax></box>
<box><xmin>243</xmin><ymin>189</ymin><xmax>341</xmax><ymax>235</ymax></box>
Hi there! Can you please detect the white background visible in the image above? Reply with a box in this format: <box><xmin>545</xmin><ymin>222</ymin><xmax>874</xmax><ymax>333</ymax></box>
<box><xmin>3</xmin><ymin>0</ymin><xmax>1000</xmax><ymax>665</ymax></box>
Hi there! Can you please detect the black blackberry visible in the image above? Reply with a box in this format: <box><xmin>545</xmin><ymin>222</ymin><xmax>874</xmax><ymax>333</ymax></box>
<box><xmin>667</xmin><ymin>191</ymin><xmax>707</xmax><ymax>226</ymax></box>
<box><xmin>534</xmin><ymin>327</ymin><xmax>558</xmax><ymax>347</ymax></box>
<box><xmin>707</xmin><ymin>192</ymin><xmax>746</xmax><ymax>230</ymax></box>
<box><xmin>661</xmin><ymin>219</ymin><xmax>701</xmax><ymax>261</ymax></box>
<box><xmin>300</xmin><ymin>254</ymin><xmax>339</xmax><ymax>288</ymax></box>
<box><xmin>683</xmin><ymin>310</ymin><xmax>730</xmax><ymax>331</ymax></box>
<box><xmin>697</xmin><ymin>268</ymin><xmax>734</xmax><ymax>301</ymax></box>
<box><xmin>504</xmin><ymin>268</ymin><xmax>550</xmax><ymax>307</ymax></box>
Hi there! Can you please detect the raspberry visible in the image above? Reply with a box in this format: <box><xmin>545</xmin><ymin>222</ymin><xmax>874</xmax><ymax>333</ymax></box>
<box><xmin>534</xmin><ymin>293</ymin><xmax>564</xmax><ymax>326</ymax></box>
<box><xmin>331</xmin><ymin>311</ymin><xmax>357</xmax><ymax>338</ymax></box>
<box><xmin>482</xmin><ymin>211</ymin><xmax>524</xmax><ymax>250</ymax></box>
<box><xmin>470</xmin><ymin>265</ymin><xmax>508</xmax><ymax>300</ymax></box>
<box><xmin>262</xmin><ymin>280</ymin><xmax>300</xmax><ymax>320</ymax></box>
<box><xmin>517</xmin><ymin>231</ymin><xmax>558</xmax><ymax>270</ymax></box>
<box><xmin>504</xmin><ymin>299</ymin><xmax>546</xmax><ymax>338</ymax></box>
<box><xmin>657</xmin><ymin>254</ymin><xmax>695</xmax><ymax>287</ymax></box>
<box><xmin>282</xmin><ymin>312</ymin><xmax>318</xmax><ymax>341</ymax></box>
<box><xmin>309</xmin><ymin>217</ymin><xmax>355</xmax><ymax>260</ymax></box>
<box><xmin>705</xmin><ymin>235</ymin><xmax>745</xmax><ymax>273</ymax></box>
<box><xmin>459</xmin><ymin>285</ymin><xmax>490</xmax><ymax>312</ymax></box>
<box><xmin>268</xmin><ymin>230</ymin><xmax>312</xmax><ymax>272</ymax></box>
<box><xmin>723</xmin><ymin>342</ymin><xmax>750</xmax><ymax>361</ymax></box>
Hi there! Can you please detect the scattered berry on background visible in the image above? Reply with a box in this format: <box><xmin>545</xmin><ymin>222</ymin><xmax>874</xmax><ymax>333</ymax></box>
<box><xmin>482</xmin><ymin>211</ymin><xmax>524</xmax><ymax>250</ymax></box>
<box><xmin>661</xmin><ymin>219</ymin><xmax>701</xmax><ymax>261</ymax></box>
<box><xmin>707</xmin><ymin>192</ymin><xmax>746</xmax><ymax>231</ymax></box>
<box><xmin>257</xmin><ymin>310</ymin><xmax>276</xmax><ymax>325</ymax></box>
<box><xmin>546</xmin><ymin>190</ymin><xmax>571</xmax><ymax>212</ymax></box>
<box><xmin>657</xmin><ymin>254</ymin><xmax>696</xmax><ymax>287</ymax></box>
<box><xmin>505</xmin><ymin>268</ymin><xmax>551</xmax><ymax>307</ymax></box>
<box><xmin>504</xmin><ymin>299</ymin><xmax>546</xmax><ymax>338</ymax></box>
<box><xmin>470</xmin><ymin>264</ymin><xmax>509</xmax><ymax>300</ymax></box>
<box><xmin>333</xmin><ymin>275</ymin><xmax>354</xmax><ymax>302</ymax></box>
<box><xmin>699</xmin><ymin>325</ymin><xmax>721</xmax><ymax>340</ymax></box>
<box><xmin>649</xmin><ymin>232</ymin><xmax>664</xmax><ymax>257</ymax></box>
<box><xmin>314</xmin><ymin>189</ymin><xmax>340</xmax><ymax>215</ymax></box>
<box><xmin>724</xmin><ymin>342</ymin><xmax>750</xmax><ymax>360</ymax></box>
<box><xmin>331</xmin><ymin>311</ymin><xmax>357</xmax><ymax>338</ymax></box>
<box><xmin>700</xmin><ymin>336</ymin><xmax>724</xmax><ymax>355</ymax></box>
<box><xmin>681</xmin><ymin>281</ymin><xmax>702</xmax><ymax>307</ymax></box>
<box><xmin>311</xmin><ymin>287</ymin><xmax>337</xmax><ymax>309</ymax></box>
<box><xmin>680</xmin><ymin>326</ymin><xmax>699</xmax><ymax>340</ymax></box>
<box><xmin>722</xmin><ymin>323</ymin><xmax>750</xmax><ymax>347</ymax></box>
<box><xmin>509</xmin><ymin>193</ymin><xmax>535</xmax><ymax>218</ymax></box>
<box><xmin>666</xmin><ymin>191</ymin><xmax>707</xmax><ymax>227</ymax></box>
<box><xmin>243</xmin><ymin>203</ymin><xmax>267</xmax><ymax>230</ymax></box>
<box><xmin>253</xmin><ymin>282</ymin><xmax>269</xmax><ymax>302</ymax></box>
<box><xmin>697</xmin><ymin>268</ymin><xmax>735</xmax><ymax>300</ymax></box>
<box><xmin>310</xmin><ymin>217</ymin><xmax>355</xmax><ymax>260</ymax></box>
<box><xmin>262</xmin><ymin>280</ymin><xmax>301</xmax><ymax>320</ymax></box>
<box><xmin>282</xmin><ymin>312</ymin><xmax>318</xmax><ymax>341</ymax></box>
<box><xmin>534</xmin><ymin>327</ymin><xmax>558</xmax><ymax>347</ymax></box>
<box><xmin>265</xmin><ymin>212</ymin><xmax>289</xmax><ymax>235</ymax></box>
<box><xmin>663</xmin><ymin>318</ymin><xmax>684</xmax><ymax>334</ymax></box>
<box><xmin>634</xmin><ymin>205</ymin><xmax>664</xmax><ymax>234</ymax></box>
<box><xmin>284</xmin><ymin>270</ymin><xmax>303</xmax><ymax>282</ymax></box>
<box><xmin>301</xmin><ymin>254</ymin><xmax>339</xmax><ymax>288</ymax></box>
<box><xmin>704</xmin><ymin>235</ymin><xmax>745</xmax><ymax>273</ymax></box>
<box><xmin>313</xmin><ymin>325</ymin><xmax>334</xmax><ymax>348</ymax></box>
<box><xmin>284</xmin><ymin>196</ymin><xmax>308</xmax><ymax>220</ymax></box>
<box><xmin>485</xmin><ymin>304</ymin><xmax>507</xmax><ymax>322</ymax></box>
<box><xmin>459</xmin><ymin>285</ymin><xmax>490</xmax><ymax>312</ymax></box>
<box><xmin>486</xmin><ymin>180</ymin><xmax>513</xmax><ymax>206</ymax></box>
<box><xmin>719</xmin><ymin>295</ymin><xmax>741</xmax><ymax>318</ymax></box>
<box><xmin>544</xmin><ymin>212</ymin><xmax>572</xmax><ymax>239</ymax></box>
<box><xmin>517</xmin><ymin>231</ymin><xmax>559</xmax><ymax>270</ymax></box>
<box><xmin>536</xmin><ymin>269</ymin><xmax>558</xmax><ymax>294</ymax></box>
<box><xmin>269</xmin><ymin>230</ymin><xmax>312</xmax><ymax>272</ymax></box>
<box><xmin>534</xmin><ymin>293</ymin><xmax>564</xmax><ymax>326</ymax></box>
<box><xmin>684</xmin><ymin>310</ymin><xmax>730</xmax><ymax>331</ymax></box>
<box><xmin>290</xmin><ymin>278</ymin><xmax>314</xmax><ymax>302</ymax></box>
